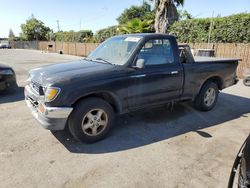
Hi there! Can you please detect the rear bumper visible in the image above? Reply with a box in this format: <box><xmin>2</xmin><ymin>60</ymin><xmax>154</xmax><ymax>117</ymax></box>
<box><xmin>24</xmin><ymin>85</ymin><xmax>73</xmax><ymax>130</ymax></box>
<box><xmin>0</xmin><ymin>75</ymin><xmax>17</xmax><ymax>91</ymax></box>
<box><xmin>235</xmin><ymin>77</ymin><xmax>239</xmax><ymax>84</ymax></box>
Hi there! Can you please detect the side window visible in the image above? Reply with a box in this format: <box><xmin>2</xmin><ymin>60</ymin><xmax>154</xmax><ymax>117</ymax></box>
<box><xmin>138</xmin><ymin>39</ymin><xmax>174</xmax><ymax>66</ymax></box>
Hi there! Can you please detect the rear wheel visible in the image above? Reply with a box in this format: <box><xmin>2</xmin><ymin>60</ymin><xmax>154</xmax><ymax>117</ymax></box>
<box><xmin>68</xmin><ymin>97</ymin><xmax>114</xmax><ymax>143</ymax></box>
<box><xmin>194</xmin><ymin>81</ymin><xmax>219</xmax><ymax>111</ymax></box>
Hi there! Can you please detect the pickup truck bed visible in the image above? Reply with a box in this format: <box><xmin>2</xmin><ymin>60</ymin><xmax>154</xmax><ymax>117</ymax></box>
<box><xmin>194</xmin><ymin>56</ymin><xmax>241</xmax><ymax>63</ymax></box>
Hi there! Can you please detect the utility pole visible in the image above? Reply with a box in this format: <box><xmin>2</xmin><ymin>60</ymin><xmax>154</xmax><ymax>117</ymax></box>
<box><xmin>208</xmin><ymin>11</ymin><xmax>214</xmax><ymax>44</ymax></box>
<box><xmin>79</xmin><ymin>19</ymin><xmax>82</xmax><ymax>43</ymax></box>
<box><xmin>56</xmin><ymin>20</ymin><xmax>60</xmax><ymax>32</ymax></box>
<box><xmin>80</xmin><ymin>19</ymin><xmax>82</xmax><ymax>31</ymax></box>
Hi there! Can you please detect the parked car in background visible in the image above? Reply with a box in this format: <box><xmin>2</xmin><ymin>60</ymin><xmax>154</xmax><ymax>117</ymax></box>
<box><xmin>25</xmin><ymin>34</ymin><xmax>239</xmax><ymax>143</ymax></box>
<box><xmin>243</xmin><ymin>68</ymin><xmax>250</xmax><ymax>86</ymax></box>
<box><xmin>0</xmin><ymin>41</ymin><xmax>11</xmax><ymax>49</ymax></box>
<box><xmin>0</xmin><ymin>64</ymin><xmax>17</xmax><ymax>91</ymax></box>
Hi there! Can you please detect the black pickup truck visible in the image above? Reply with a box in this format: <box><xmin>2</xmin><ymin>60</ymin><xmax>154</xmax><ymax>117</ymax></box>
<box><xmin>25</xmin><ymin>34</ymin><xmax>239</xmax><ymax>143</ymax></box>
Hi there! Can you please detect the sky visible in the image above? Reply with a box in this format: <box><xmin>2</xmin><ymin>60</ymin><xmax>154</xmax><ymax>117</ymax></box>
<box><xmin>0</xmin><ymin>0</ymin><xmax>249</xmax><ymax>38</ymax></box>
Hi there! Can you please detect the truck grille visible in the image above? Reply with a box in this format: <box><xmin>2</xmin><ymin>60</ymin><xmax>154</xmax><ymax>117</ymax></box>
<box><xmin>30</xmin><ymin>80</ymin><xmax>41</xmax><ymax>94</ymax></box>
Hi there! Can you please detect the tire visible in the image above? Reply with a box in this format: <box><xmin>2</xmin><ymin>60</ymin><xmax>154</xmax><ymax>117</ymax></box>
<box><xmin>243</xmin><ymin>78</ymin><xmax>250</xmax><ymax>87</ymax></box>
<box><xmin>238</xmin><ymin>159</ymin><xmax>250</xmax><ymax>188</ymax></box>
<box><xmin>194</xmin><ymin>81</ymin><xmax>219</xmax><ymax>111</ymax></box>
<box><xmin>68</xmin><ymin>97</ymin><xmax>114</xmax><ymax>143</ymax></box>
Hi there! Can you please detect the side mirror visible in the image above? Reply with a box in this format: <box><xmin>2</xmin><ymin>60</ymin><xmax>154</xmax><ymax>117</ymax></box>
<box><xmin>134</xmin><ymin>59</ymin><xmax>145</xmax><ymax>69</ymax></box>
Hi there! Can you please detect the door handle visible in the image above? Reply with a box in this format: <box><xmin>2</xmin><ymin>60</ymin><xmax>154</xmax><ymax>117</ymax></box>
<box><xmin>171</xmin><ymin>71</ymin><xmax>179</xmax><ymax>75</ymax></box>
<box><xmin>130</xmin><ymin>74</ymin><xmax>146</xmax><ymax>78</ymax></box>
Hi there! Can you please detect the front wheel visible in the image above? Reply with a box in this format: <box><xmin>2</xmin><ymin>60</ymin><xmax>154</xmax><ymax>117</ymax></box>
<box><xmin>194</xmin><ymin>81</ymin><xmax>219</xmax><ymax>111</ymax></box>
<box><xmin>68</xmin><ymin>97</ymin><xmax>114</xmax><ymax>143</ymax></box>
<box><xmin>238</xmin><ymin>158</ymin><xmax>250</xmax><ymax>188</ymax></box>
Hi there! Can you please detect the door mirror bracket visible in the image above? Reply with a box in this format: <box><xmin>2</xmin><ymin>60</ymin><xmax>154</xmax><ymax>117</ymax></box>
<box><xmin>133</xmin><ymin>59</ymin><xmax>145</xmax><ymax>69</ymax></box>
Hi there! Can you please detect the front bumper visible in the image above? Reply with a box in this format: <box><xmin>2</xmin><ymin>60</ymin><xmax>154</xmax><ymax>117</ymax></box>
<box><xmin>24</xmin><ymin>85</ymin><xmax>73</xmax><ymax>130</ymax></box>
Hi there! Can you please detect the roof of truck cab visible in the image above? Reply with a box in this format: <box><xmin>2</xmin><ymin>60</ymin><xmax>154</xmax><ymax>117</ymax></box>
<box><xmin>114</xmin><ymin>33</ymin><xmax>176</xmax><ymax>39</ymax></box>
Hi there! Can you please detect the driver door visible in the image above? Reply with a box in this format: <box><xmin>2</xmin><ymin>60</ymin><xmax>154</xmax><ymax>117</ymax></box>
<box><xmin>127</xmin><ymin>38</ymin><xmax>183</xmax><ymax>110</ymax></box>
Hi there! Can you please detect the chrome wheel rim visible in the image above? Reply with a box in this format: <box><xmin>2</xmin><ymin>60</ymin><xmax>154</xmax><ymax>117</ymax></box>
<box><xmin>81</xmin><ymin>108</ymin><xmax>108</xmax><ymax>136</ymax></box>
<box><xmin>204</xmin><ymin>88</ymin><xmax>216</xmax><ymax>107</ymax></box>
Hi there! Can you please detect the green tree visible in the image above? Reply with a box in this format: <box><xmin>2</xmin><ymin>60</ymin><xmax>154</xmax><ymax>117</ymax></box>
<box><xmin>178</xmin><ymin>9</ymin><xmax>192</xmax><ymax>20</ymax></box>
<box><xmin>119</xmin><ymin>18</ymin><xmax>153</xmax><ymax>34</ymax></box>
<box><xmin>20</xmin><ymin>15</ymin><xmax>51</xmax><ymax>40</ymax></box>
<box><xmin>8</xmin><ymin>29</ymin><xmax>15</xmax><ymax>41</ymax></box>
<box><xmin>117</xmin><ymin>1</ymin><xmax>154</xmax><ymax>24</ymax></box>
<box><xmin>95</xmin><ymin>26</ymin><xmax>119</xmax><ymax>42</ymax></box>
<box><xmin>151</xmin><ymin>0</ymin><xmax>184</xmax><ymax>33</ymax></box>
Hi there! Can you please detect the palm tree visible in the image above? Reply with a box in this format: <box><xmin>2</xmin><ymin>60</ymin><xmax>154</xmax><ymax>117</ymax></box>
<box><xmin>119</xmin><ymin>18</ymin><xmax>153</xmax><ymax>34</ymax></box>
<box><xmin>151</xmin><ymin>0</ymin><xmax>184</xmax><ymax>33</ymax></box>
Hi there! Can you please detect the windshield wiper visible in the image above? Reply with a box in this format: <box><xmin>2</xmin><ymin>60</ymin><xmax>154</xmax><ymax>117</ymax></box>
<box><xmin>83</xmin><ymin>57</ymin><xmax>92</xmax><ymax>61</ymax></box>
<box><xmin>93</xmin><ymin>58</ymin><xmax>113</xmax><ymax>65</ymax></box>
<box><xmin>83</xmin><ymin>57</ymin><xmax>113</xmax><ymax>65</ymax></box>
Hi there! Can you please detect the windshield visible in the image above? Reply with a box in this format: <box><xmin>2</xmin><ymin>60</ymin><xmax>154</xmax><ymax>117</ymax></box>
<box><xmin>87</xmin><ymin>36</ymin><xmax>141</xmax><ymax>65</ymax></box>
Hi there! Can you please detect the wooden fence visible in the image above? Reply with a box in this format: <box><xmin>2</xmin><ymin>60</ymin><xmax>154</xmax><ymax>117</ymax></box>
<box><xmin>38</xmin><ymin>41</ymin><xmax>99</xmax><ymax>57</ymax></box>
<box><xmin>11</xmin><ymin>41</ymin><xmax>250</xmax><ymax>77</ymax></box>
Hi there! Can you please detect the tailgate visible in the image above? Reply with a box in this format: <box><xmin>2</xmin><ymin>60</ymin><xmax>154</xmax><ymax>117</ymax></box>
<box><xmin>194</xmin><ymin>56</ymin><xmax>241</xmax><ymax>63</ymax></box>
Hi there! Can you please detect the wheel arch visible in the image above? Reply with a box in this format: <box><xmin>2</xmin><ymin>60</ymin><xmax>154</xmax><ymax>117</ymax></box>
<box><xmin>199</xmin><ymin>76</ymin><xmax>223</xmax><ymax>92</ymax></box>
<box><xmin>71</xmin><ymin>91</ymin><xmax>122</xmax><ymax>114</ymax></box>
<box><xmin>194</xmin><ymin>76</ymin><xmax>223</xmax><ymax>100</ymax></box>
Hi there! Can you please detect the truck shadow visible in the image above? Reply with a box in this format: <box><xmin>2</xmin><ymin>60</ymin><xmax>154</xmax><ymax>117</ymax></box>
<box><xmin>52</xmin><ymin>92</ymin><xmax>250</xmax><ymax>154</ymax></box>
<box><xmin>0</xmin><ymin>86</ymin><xmax>24</xmax><ymax>104</ymax></box>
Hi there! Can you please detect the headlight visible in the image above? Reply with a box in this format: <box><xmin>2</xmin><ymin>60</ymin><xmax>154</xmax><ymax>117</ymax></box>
<box><xmin>44</xmin><ymin>87</ymin><xmax>61</xmax><ymax>102</ymax></box>
<box><xmin>0</xmin><ymin>69</ymin><xmax>13</xmax><ymax>75</ymax></box>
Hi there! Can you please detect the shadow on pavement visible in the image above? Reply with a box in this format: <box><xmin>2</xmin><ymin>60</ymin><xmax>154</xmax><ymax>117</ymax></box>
<box><xmin>52</xmin><ymin>92</ymin><xmax>250</xmax><ymax>154</ymax></box>
<box><xmin>0</xmin><ymin>86</ymin><xmax>24</xmax><ymax>104</ymax></box>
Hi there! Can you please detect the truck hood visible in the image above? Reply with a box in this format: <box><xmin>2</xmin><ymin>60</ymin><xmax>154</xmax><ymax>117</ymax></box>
<box><xmin>29</xmin><ymin>59</ymin><xmax>115</xmax><ymax>85</ymax></box>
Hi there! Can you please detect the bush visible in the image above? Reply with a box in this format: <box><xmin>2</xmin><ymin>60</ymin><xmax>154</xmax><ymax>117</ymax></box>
<box><xmin>95</xmin><ymin>26</ymin><xmax>119</xmax><ymax>42</ymax></box>
<box><xmin>169</xmin><ymin>13</ymin><xmax>250</xmax><ymax>43</ymax></box>
<box><xmin>54</xmin><ymin>30</ymin><xmax>93</xmax><ymax>42</ymax></box>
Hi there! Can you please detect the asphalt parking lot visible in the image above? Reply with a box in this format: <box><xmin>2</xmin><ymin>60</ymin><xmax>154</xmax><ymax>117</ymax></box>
<box><xmin>0</xmin><ymin>49</ymin><xmax>249</xmax><ymax>188</ymax></box>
